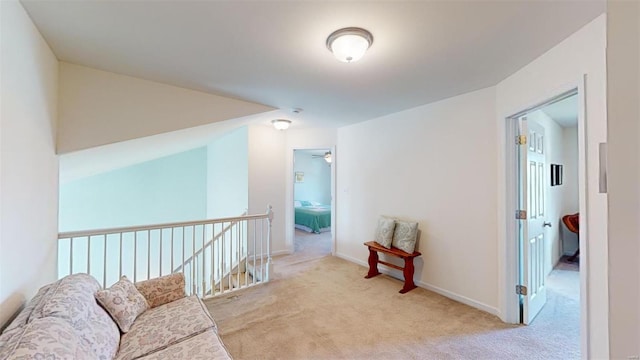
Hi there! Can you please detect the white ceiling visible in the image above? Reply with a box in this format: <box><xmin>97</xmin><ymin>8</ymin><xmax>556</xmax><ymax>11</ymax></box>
<box><xmin>542</xmin><ymin>94</ymin><xmax>578</xmax><ymax>128</ymax></box>
<box><xmin>22</xmin><ymin>0</ymin><xmax>605</xmax><ymax>129</ymax></box>
<box><xmin>296</xmin><ymin>149</ymin><xmax>331</xmax><ymax>157</ymax></box>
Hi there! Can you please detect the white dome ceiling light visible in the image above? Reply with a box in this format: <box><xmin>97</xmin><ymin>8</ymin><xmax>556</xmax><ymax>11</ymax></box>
<box><xmin>271</xmin><ymin>119</ymin><xmax>292</xmax><ymax>130</ymax></box>
<box><xmin>326</xmin><ymin>27</ymin><xmax>373</xmax><ymax>63</ymax></box>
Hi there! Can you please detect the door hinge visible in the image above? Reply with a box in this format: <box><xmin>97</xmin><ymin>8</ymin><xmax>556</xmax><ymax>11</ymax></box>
<box><xmin>516</xmin><ymin>285</ymin><xmax>528</xmax><ymax>295</ymax></box>
<box><xmin>516</xmin><ymin>135</ymin><xmax>527</xmax><ymax>145</ymax></box>
<box><xmin>515</xmin><ymin>210</ymin><xmax>527</xmax><ymax>220</ymax></box>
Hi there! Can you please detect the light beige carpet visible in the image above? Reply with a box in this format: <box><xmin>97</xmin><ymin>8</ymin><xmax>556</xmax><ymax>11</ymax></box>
<box><xmin>205</xmin><ymin>235</ymin><xmax>579</xmax><ymax>360</ymax></box>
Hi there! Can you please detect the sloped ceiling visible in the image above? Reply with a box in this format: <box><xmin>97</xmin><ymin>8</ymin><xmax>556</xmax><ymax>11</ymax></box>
<box><xmin>57</xmin><ymin>62</ymin><xmax>275</xmax><ymax>153</ymax></box>
<box><xmin>59</xmin><ymin>113</ymin><xmax>278</xmax><ymax>183</ymax></box>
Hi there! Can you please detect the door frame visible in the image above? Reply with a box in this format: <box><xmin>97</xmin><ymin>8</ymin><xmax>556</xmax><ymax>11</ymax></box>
<box><xmin>285</xmin><ymin>146</ymin><xmax>337</xmax><ymax>255</ymax></box>
<box><xmin>500</xmin><ymin>77</ymin><xmax>588</xmax><ymax>355</ymax></box>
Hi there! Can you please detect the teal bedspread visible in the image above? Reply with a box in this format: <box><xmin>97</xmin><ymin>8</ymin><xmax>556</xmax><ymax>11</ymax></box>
<box><xmin>295</xmin><ymin>205</ymin><xmax>331</xmax><ymax>233</ymax></box>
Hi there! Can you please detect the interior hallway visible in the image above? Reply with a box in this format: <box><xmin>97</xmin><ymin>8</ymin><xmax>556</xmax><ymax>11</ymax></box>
<box><xmin>294</xmin><ymin>229</ymin><xmax>331</xmax><ymax>256</ymax></box>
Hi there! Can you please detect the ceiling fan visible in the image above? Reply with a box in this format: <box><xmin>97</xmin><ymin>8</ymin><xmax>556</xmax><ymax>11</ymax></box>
<box><xmin>312</xmin><ymin>151</ymin><xmax>332</xmax><ymax>163</ymax></box>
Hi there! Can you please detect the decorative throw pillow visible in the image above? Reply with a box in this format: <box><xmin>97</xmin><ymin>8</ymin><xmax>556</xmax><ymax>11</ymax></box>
<box><xmin>392</xmin><ymin>221</ymin><xmax>419</xmax><ymax>253</ymax></box>
<box><xmin>135</xmin><ymin>273</ymin><xmax>186</xmax><ymax>308</ymax></box>
<box><xmin>95</xmin><ymin>276</ymin><xmax>149</xmax><ymax>333</ymax></box>
<box><xmin>374</xmin><ymin>216</ymin><xmax>396</xmax><ymax>249</ymax></box>
<box><xmin>300</xmin><ymin>200</ymin><xmax>313</xmax><ymax>207</ymax></box>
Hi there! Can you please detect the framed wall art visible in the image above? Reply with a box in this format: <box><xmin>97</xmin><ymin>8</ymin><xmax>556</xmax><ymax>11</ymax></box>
<box><xmin>550</xmin><ymin>164</ymin><xmax>563</xmax><ymax>186</ymax></box>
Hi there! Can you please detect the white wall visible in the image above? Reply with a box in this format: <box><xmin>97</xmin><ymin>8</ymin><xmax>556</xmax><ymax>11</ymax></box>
<box><xmin>0</xmin><ymin>0</ymin><xmax>59</xmax><ymax>329</ymax></box>
<box><xmin>247</xmin><ymin>126</ymin><xmax>287</xmax><ymax>255</ymax></box>
<box><xmin>561</xmin><ymin>127</ymin><xmax>580</xmax><ymax>215</ymax></box>
<box><xmin>293</xmin><ymin>150</ymin><xmax>331</xmax><ymax>205</ymax></box>
<box><xmin>561</xmin><ymin>126</ymin><xmax>579</xmax><ymax>255</ymax></box>
<box><xmin>336</xmin><ymin>87</ymin><xmax>499</xmax><ymax>314</ymax></box>
<box><xmin>58</xmin><ymin>62</ymin><xmax>274</xmax><ymax>153</ymax></box>
<box><xmin>59</xmin><ymin>148</ymin><xmax>207</xmax><ymax>232</ymax></box>
<box><xmin>207</xmin><ymin>127</ymin><xmax>248</xmax><ymax>219</ymax></box>
<box><xmin>496</xmin><ymin>15</ymin><xmax>608</xmax><ymax>358</ymax></box>
<box><xmin>606</xmin><ymin>1</ymin><xmax>640</xmax><ymax>358</ymax></box>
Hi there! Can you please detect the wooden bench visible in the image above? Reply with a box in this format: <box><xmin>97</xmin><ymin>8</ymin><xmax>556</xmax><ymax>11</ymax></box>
<box><xmin>363</xmin><ymin>241</ymin><xmax>422</xmax><ymax>294</ymax></box>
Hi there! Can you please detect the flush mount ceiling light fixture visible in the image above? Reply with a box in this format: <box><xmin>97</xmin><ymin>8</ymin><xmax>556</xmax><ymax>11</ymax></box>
<box><xmin>271</xmin><ymin>119</ymin><xmax>292</xmax><ymax>130</ymax></box>
<box><xmin>326</xmin><ymin>27</ymin><xmax>373</xmax><ymax>63</ymax></box>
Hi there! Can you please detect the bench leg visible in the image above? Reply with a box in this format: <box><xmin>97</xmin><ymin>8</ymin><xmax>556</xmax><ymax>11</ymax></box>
<box><xmin>400</xmin><ymin>257</ymin><xmax>417</xmax><ymax>294</ymax></box>
<box><xmin>364</xmin><ymin>248</ymin><xmax>381</xmax><ymax>279</ymax></box>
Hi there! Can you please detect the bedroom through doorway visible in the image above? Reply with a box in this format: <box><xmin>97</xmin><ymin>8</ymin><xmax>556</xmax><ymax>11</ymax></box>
<box><xmin>293</xmin><ymin>149</ymin><xmax>332</xmax><ymax>256</ymax></box>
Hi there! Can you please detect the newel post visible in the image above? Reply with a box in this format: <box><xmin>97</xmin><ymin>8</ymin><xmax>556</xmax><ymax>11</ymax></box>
<box><xmin>266</xmin><ymin>205</ymin><xmax>274</xmax><ymax>281</ymax></box>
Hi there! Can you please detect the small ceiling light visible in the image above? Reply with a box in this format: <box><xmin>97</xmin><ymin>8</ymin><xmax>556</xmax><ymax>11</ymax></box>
<box><xmin>326</xmin><ymin>27</ymin><xmax>373</xmax><ymax>63</ymax></box>
<box><xmin>324</xmin><ymin>152</ymin><xmax>332</xmax><ymax>163</ymax></box>
<box><xmin>271</xmin><ymin>119</ymin><xmax>292</xmax><ymax>130</ymax></box>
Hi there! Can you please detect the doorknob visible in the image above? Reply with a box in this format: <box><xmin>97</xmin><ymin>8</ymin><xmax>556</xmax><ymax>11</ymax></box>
<box><xmin>543</xmin><ymin>222</ymin><xmax>552</xmax><ymax>227</ymax></box>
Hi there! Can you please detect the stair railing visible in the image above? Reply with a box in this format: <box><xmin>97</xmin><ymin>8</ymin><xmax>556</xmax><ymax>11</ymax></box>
<box><xmin>172</xmin><ymin>214</ymin><xmax>244</xmax><ymax>296</ymax></box>
<box><xmin>57</xmin><ymin>206</ymin><xmax>273</xmax><ymax>298</ymax></box>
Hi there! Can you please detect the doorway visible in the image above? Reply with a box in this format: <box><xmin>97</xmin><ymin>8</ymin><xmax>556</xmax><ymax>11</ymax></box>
<box><xmin>292</xmin><ymin>149</ymin><xmax>333</xmax><ymax>257</ymax></box>
<box><xmin>506</xmin><ymin>89</ymin><xmax>583</xmax><ymax>352</ymax></box>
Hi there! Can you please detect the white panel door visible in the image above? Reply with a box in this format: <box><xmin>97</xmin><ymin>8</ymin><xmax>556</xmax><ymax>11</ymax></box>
<box><xmin>519</xmin><ymin>118</ymin><xmax>548</xmax><ymax>324</ymax></box>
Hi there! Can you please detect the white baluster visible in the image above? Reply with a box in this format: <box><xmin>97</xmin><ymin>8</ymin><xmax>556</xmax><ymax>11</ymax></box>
<box><xmin>220</xmin><ymin>224</ymin><xmax>225</xmax><ymax>294</ymax></box>
<box><xmin>170</xmin><ymin>229</ymin><xmax>174</xmax><ymax>274</ymax></box>
<box><xmin>103</xmin><ymin>234</ymin><xmax>107</xmax><ymax>288</ymax></box>
<box><xmin>70</xmin><ymin>237</ymin><xmax>74</xmax><ymax>275</ymax></box>
<box><xmin>133</xmin><ymin>231</ymin><xmax>137</xmax><ymax>282</ymax></box>
<box><xmin>253</xmin><ymin>220</ymin><xmax>257</xmax><ymax>284</ymax></box>
<box><xmin>86</xmin><ymin>236</ymin><xmax>91</xmax><ymax>276</ymax></box>
<box><xmin>158</xmin><ymin>229</ymin><xmax>164</xmax><ymax>276</ymax></box>
<box><xmin>182</xmin><ymin>227</ymin><xmax>186</xmax><ymax>293</ymax></box>
<box><xmin>201</xmin><ymin>224</ymin><xmax>206</xmax><ymax>297</ymax></box>
<box><xmin>147</xmin><ymin>230</ymin><xmax>151</xmax><ymax>281</ymax></box>
<box><xmin>119</xmin><ymin>233</ymin><xmax>123</xmax><ymax>279</ymax></box>
<box><xmin>266</xmin><ymin>205</ymin><xmax>273</xmax><ymax>282</ymax></box>
<box><xmin>192</xmin><ymin>225</ymin><xmax>196</xmax><ymax>296</ymax></box>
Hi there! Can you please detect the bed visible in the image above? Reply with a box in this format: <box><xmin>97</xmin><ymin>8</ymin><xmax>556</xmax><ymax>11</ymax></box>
<box><xmin>294</xmin><ymin>201</ymin><xmax>331</xmax><ymax>233</ymax></box>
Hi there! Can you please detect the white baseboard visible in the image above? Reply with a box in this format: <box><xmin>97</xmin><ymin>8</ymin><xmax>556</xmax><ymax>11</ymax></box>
<box><xmin>415</xmin><ymin>280</ymin><xmax>499</xmax><ymax>316</ymax></box>
<box><xmin>335</xmin><ymin>251</ymin><xmax>499</xmax><ymax>317</ymax></box>
<box><xmin>250</xmin><ymin>250</ymin><xmax>291</xmax><ymax>259</ymax></box>
<box><xmin>334</xmin><ymin>252</ymin><xmax>364</xmax><ymax>265</ymax></box>
<box><xmin>271</xmin><ymin>249</ymin><xmax>292</xmax><ymax>257</ymax></box>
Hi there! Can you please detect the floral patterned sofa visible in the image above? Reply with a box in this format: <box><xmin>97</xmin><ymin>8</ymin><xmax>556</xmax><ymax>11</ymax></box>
<box><xmin>0</xmin><ymin>273</ymin><xmax>232</xmax><ymax>359</ymax></box>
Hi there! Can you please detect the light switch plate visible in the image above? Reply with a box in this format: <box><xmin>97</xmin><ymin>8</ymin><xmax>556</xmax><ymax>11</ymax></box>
<box><xmin>599</xmin><ymin>142</ymin><xmax>607</xmax><ymax>194</ymax></box>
